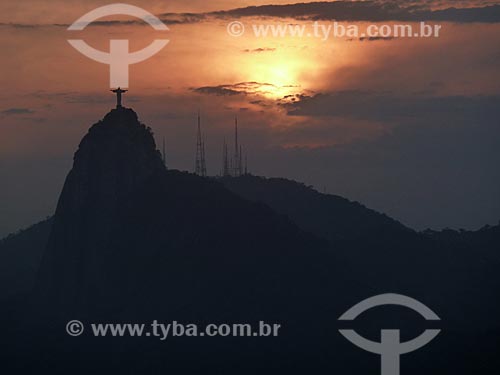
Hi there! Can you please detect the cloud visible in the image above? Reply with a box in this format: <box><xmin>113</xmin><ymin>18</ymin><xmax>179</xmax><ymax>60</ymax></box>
<box><xmin>85</xmin><ymin>13</ymin><xmax>206</xmax><ymax>27</ymax></box>
<box><xmin>158</xmin><ymin>13</ymin><xmax>207</xmax><ymax>25</ymax></box>
<box><xmin>243</xmin><ymin>47</ymin><xmax>276</xmax><ymax>52</ymax></box>
<box><xmin>0</xmin><ymin>12</ymin><xmax>206</xmax><ymax>29</ymax></box>
<box><xmin>214</xmin><ymin>2</ymin><xmax>500</xmax><ymax>23</ymax></box>
<box><xmin>1</xmin><ymin>108</ymin><xmax>34</xmax><ymax>115</ymax></box>
<box><xmin>358</xmin><ymin>36</ymin><xmax>396</xmax><ymax>41</ymax></box>
<box><xmin>192</xmin><ymin>81</ymin><xmax>286</xmax><ymax>97</ymax></box>
<box><xmin>192</xmin><ymin>85</ymin><xmax>243</xmax><ymax>96</ymax></box>
<box><xmin>0</xmin><ymin>23</ymin><xmax>39</xmax><ymax>28</ymax></box>
<box><xmin>3</xmin><ymin>2</ymin><xmax>499</xmax><ymax>29</ymax></box>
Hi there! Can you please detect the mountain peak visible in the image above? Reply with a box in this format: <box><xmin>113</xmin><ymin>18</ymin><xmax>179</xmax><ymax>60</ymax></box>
<box><xmin>102</xmin><ymin>106</ymin><xmax>138</xmax><ymax>124</ymax></box>
<box><xmin>37</xmin><ymin>108</ymin><xmax>166</xmax><ymax>307</ymax></box>
<box><xmin>71</xmin><ymin>107</ymin><xmax>164</xmax><ymax>199</ymax></box>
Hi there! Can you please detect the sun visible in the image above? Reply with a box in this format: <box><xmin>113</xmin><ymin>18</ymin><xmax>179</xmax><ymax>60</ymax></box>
<box><xmin>247</xmin><ymin>61</ymin><xmax>300</xmax><ymax>98</ymax></box>
<box><xmin>268</xmin><ymin>65</ymin><xmax>292</xmax><ymax>86</ymax></box>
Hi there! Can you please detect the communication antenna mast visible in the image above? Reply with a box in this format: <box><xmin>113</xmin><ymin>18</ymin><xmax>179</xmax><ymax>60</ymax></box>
<box><xmin>195</xmin><ymin>111</ymin><xmax>207</xmax><ymax>176</ymax></box>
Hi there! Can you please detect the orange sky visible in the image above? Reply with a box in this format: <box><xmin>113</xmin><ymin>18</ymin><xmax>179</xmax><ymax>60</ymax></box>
<box><xmin>1</xmin><ymin>0</ymin><xmax>500</xmax><ymax>235</ymax></box>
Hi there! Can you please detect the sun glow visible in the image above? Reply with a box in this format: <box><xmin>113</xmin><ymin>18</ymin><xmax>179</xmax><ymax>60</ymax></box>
<box><xmin>268</xmin><ymin>65</ymin><xmax>292</xmax><ymax>86</ymax></box>
<box><xmin>246</xmin><ymin>60</ymin><xmax>301</xmax><ymax>98</ymax></box>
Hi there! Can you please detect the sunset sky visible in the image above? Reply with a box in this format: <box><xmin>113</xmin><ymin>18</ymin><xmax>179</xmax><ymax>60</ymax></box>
<box><xmin>1</xmin><ymin>0</ymin><xmax>499</xmax><ymax>236</ymax></box>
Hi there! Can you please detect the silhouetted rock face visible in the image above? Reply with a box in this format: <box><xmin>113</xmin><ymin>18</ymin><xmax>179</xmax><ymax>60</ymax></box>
<box><xmin>67</xmin><ymin>107</ymin><xmax>164</xmax><ymax>210</ymax></box>
<box><xmin>37</xmin><ymin>107</ymin><xmax>166</xmax><ymax>310</ymax></box>
<box><xmin>36</xmin><ymin>107</ymin><xmax>331</xmax><ymax>318</ymax></box>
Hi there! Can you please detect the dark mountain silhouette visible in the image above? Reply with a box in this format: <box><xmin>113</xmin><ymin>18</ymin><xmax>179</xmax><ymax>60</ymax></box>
<box><xmin>0</xmin><ymin>218</ymin><xmax>52</xmax><ymax>298</ymax></box>
<box><xmin>218</xmin><ymin>175</ymin><xmax>428</xmax><ymax>283</ymax></box>
<box><xmin>219</xmin><ymin>174</ymin><xmax>416</xmax><ymax>244</ymax></box>
<box><xmin>34</xmin><ymin>107</ymin><xmax>338</xmax><ymax>318</ymax></box>
<box><xmin>422</xmin><ymin>224</ymin><xmax>500</xmax><ymax>253</ymax></box>
<box><xmin>1</xmin><ymin>106</ymin><xmax>500</xmax><ymax>374</ymax></box>
<box><xmin>220</xmin><ymin>175</ymin><xmax>500</xmax><ymax>332</ymax></box>
<box><xmin>0</xmin><ymin>106</ymin><xmax>364</xmax><ymax>373</ymax></box>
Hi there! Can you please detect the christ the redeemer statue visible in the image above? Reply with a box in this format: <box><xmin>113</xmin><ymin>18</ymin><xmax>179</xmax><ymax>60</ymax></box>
<box><xmin>111</xmin><ymin>87</ymin><xmax>128</xmax><ymax>108</ymax></box>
